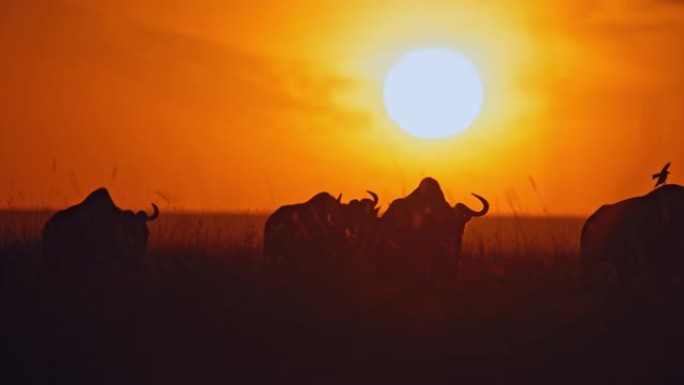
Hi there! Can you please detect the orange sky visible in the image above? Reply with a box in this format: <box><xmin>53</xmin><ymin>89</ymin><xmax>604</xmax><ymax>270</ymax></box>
<box><xmin>1</xmin><ymin>0</ymin><xmax>683</xmax><ymax>215</ymax></box>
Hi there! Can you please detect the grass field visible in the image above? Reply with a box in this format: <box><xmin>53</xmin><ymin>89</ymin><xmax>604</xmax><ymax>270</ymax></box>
<box><xmin>2</xmin><ymin>211</ymin><xmax>682</xmax><ymax>384</ymax></box>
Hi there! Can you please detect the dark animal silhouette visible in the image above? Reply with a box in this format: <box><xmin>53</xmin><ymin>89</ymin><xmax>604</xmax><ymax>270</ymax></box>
<box><xmin>581</xmin><ymin>184</ymin><xmax>684</xmax><ymax>298</ymax></box>
<box><xmin>342</xmin><ymin>191</ymin><xmax>380</xmax><ymax>249</ymax></box>
<box><xmin>372</xmin><ymin>177</ymin><xmax>489</xmax><ymax>284</ymax></box>
<box><xmin>263</xmin><ymin>191</ymin><xmax>380</xmax><ymax>276</ymax></box>
<box><xmin>41</xmin><ymin>188</ymin><xmax>159</xmax><ymax>273</ymax></box>
<box><xmin>263</xmin><ymin>192</ymin><xmax>346</xmax><ymax>274</ymax></box>
<box><xmin>652</xmin><ymin>162</ymin><xmax>671</xmax><ymax>188</ymax></box>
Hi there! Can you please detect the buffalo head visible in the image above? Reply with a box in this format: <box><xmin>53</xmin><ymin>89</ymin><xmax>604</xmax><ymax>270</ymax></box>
<box><xmin>453</xmin><ymin>193</ymin><xmax>489</xmax><ymax>224</ymax></box>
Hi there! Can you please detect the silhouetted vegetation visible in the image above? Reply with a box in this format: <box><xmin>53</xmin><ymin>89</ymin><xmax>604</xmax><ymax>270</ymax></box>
<box><xmin>2</xmin><ymin>212</ymin><xmax>683</xmax><ymax>384</ymax></box>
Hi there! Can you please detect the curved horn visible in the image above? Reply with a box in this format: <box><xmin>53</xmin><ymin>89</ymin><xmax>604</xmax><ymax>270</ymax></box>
<box><xmin>146</xmin><ymin>203</ymin><xmax>159</xmax><ymax>221</ymax></box>
<box><xmin>468</xmin><ymin>193</ymin><xmax>489</xmax><ymax>217</ymax></box>
<box><xmin>456</xmin><ymin>193</ymin><xmax>489</xmax><ymax>218</ymax></box>
<box><xmin>367</xmin><ymin>190</ymin><xmax>379</xmax><ymax>207</ymax></box>
<box><xmin>337</xmin><ymin>193</ymin><xmax>343</xmax><ymax>203</ymax></box>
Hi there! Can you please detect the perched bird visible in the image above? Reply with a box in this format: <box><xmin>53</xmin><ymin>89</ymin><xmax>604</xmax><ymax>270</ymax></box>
<box><xmin>652</xmin><ymin>162</ymin><xmax>671</xmax><ymax>188</ymax></box>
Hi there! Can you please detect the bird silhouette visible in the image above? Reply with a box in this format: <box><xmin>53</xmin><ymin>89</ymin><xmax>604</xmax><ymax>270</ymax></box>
<box><xmin>652</xmin><ymin>162</ymin><xmax>671</xmax><ymax>188</ymax></box>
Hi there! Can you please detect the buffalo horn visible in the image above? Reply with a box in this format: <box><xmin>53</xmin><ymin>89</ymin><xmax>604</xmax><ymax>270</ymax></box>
<box><xmin>367</xmin><ymin>190</ymin><xmax>379</xmax><ymax>208</ymax></box>
<box><xmin>147</xmin><ymin>203</ymin><xmax>160</xmax><ymax>221</ymax></box>
<box><xmin>457</xmin><ymin>193</ymin><xmax>489</xmax><ymax>218</ymax></box>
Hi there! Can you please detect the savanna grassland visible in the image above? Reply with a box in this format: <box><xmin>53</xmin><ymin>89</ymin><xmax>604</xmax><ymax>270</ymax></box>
<box><xmin>2</xmin><ymin>212</ymin><xmax>683</xmax><ymax>384</ymax></box>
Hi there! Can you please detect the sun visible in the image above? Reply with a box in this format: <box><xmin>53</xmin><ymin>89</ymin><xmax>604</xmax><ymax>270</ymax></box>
<box><xmin>383</xmin><ymin>48</ymin><xmax>484</xmax><ymax>140</ymax></box>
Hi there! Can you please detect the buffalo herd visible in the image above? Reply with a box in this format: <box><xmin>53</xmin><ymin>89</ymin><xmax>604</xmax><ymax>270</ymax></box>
<box><xmin>40</xmin><ymin>177</ymin><xmax>684</xmax><ymax>299</ymax></box>
<box><xmin>261</xmin><ymin>177</ymin><xmax>488</xmax><ymax>283</ymax></box>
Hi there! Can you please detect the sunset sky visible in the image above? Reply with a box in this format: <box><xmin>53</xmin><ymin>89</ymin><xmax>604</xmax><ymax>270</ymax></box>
<box><xmin>2</xmin><ymin>0</ymin><xmax>683</xmax><ymax>215</ymax></box>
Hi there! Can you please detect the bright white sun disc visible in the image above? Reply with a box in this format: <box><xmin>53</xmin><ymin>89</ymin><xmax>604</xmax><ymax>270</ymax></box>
<box><xmin>383</xmin><ymin>48</ymin><xmax>484</xmax><ymax>139</ymax></box>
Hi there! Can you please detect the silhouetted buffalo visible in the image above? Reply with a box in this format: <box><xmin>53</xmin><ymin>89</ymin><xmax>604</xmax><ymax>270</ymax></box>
<box><xmin>263</xmin><ymin>192</ymin><xmax>345</xmax><ymax>274</ymax></box>
<box><xmin>342</xmin><ymin>191</ymin><xmax>380</xmax><ymax>249</ymax></box>
<box><xmin>373</xmin><ymin>177</ymin><xmax>489</xmax><ymax>284</ymax></box>
<box><xmin>42</xmin><ymin>188</ymin><xmax>159</xmax><ymax>273</ymax></box>
<box><xmin>263</xmin><ymin>191</ymin><xmax>380</xmax><ymax>276</ymax></box>
<box><xmin>581</xmin><ymin>184</ymin><xmax>684</xmax><ymax>297</ymax></box>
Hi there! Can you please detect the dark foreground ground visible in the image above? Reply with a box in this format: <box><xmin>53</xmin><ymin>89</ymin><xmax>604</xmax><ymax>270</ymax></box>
<box><xmin>2</xmin><ymin>213</ymin><xmax>683</xmax><ymax>384</ymax></box>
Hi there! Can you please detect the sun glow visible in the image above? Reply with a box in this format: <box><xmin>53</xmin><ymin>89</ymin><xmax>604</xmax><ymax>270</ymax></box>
<box><xmin>384</xmin><ymin>48</ymin><xmax>484</xmax><ymax>139</ymax></box>
<box><xmin>383</xmin><ymin>48</ymin><xmax>484</xmax><ymax>139</ymax></box>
